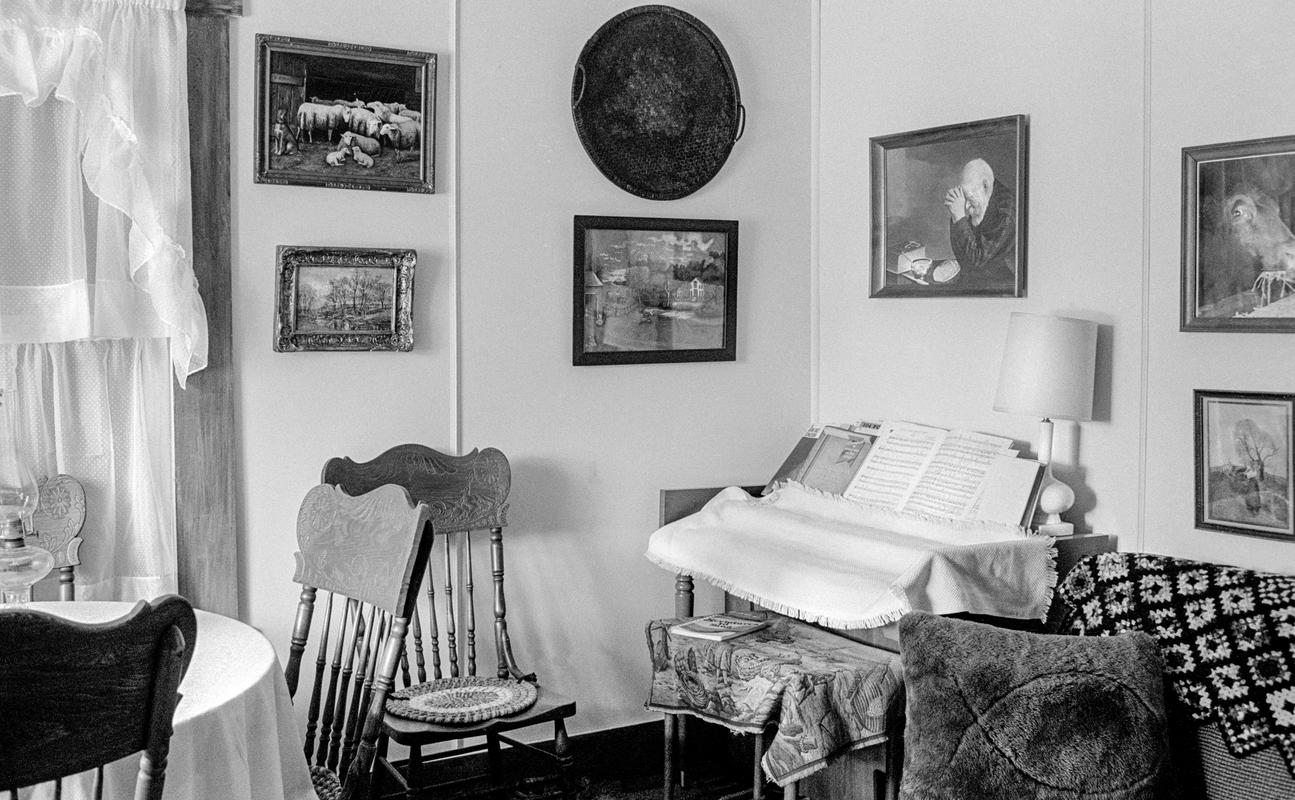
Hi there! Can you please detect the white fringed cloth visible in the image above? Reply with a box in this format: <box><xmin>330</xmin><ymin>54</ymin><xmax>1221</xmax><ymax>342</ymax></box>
<box><xmin>646</xmin><ymin>483</ymin><xmax>1058</xmax><ymax>628</ymax></box>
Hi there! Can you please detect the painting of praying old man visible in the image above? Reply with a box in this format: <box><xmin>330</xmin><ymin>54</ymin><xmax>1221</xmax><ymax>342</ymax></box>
<box><xmin>869</xmin><ymin>115</ymin><xmax>1027</xmax><ymax>298</ymax></box>
<box><xmin>1183</xmin><ymin>136</ymin><xmax>1295</xmax><ymax>331</ymax></box>
<box><xmin>255</xmin><ymin>34</ymin><xmax>436</xmax><ymax>193</ymax></box>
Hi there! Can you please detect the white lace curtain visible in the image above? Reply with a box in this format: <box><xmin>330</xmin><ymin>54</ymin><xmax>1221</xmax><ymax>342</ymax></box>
<box><xmin>0</xmin><ymin>0</ymin><xmax>207</xmax><ymax>599</ymax></box>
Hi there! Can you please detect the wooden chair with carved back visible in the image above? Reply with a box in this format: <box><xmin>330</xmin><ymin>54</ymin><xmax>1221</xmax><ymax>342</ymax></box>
<box><xmin>321</xmin><ymin>444</ymin><xmax>577</xmax><ymax>800</ymax></box>
<box><xmin>0</xmin><ymin>595</ymin><xmax>196</xmax><ymax>799</ymax></box>
<box><xmin>25</xmin><ymin>474</ymin><xmax>87</xmax><ymax>599</ymax></box>
<box><xmin>284</xmin><ymin>482</ymin><xmax>434</xmax><ymax>800</ymax></box>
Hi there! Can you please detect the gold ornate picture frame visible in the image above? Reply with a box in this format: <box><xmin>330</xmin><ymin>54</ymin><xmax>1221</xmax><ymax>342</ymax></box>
<box><xmin>274</xmin><ymin>245</ymin><xmax>415</xmax><ymax>352</ymax></box>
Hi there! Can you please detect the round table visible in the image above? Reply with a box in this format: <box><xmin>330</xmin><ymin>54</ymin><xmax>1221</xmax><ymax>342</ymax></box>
<box><xmin>11</xmin><ymin>601</ymin><xmax>316</xmax><ymax>800</ymax></box>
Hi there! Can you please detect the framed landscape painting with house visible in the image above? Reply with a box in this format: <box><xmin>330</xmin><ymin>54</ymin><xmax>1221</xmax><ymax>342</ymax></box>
<box><xmin>869</xmin><ymin>115</ymin><xmax>1027</xmax><ymax>298</ymax></box>
<box><xmin>254</xmin><ymin>34</ymin><xmax>436</xmax><ymax>193</ymax></box>
<box><xmin>1195</xmin><ymin>390</ymin><xmax>1294</xmax><ymax>540</ymax></box>
<box><xmin>573</xmin><ymin>216</ymin><xmax>738</xmax><ymax>366</ymax></box>
<box><xmin>274</xmin><ymin>245</ymin><xmax>415</xmax><ymax>352</ymax></box>
<box><xmin>1182</xmin><ymin>135</ymin><xmax>1295</xmax><ymax>331</ymax></box>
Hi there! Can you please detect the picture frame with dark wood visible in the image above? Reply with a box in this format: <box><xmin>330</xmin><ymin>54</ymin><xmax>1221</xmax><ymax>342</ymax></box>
<box><xmin>274</xmin><ymin>245</ymin><xmax>415</xmax><ymax>352</ymax></box>
<box><xmin>870</xmin><ymin>115</ymin><xmax>1027</xmax><ymax>298</ymax></box>
<box><xmin>254</xmin><ymin>34</ymin><xmax>436</xmax><ymax>193</ymax></box>
<box><xmin>1195</xmin><ymin>389</ymin><xmax>1294</xmax><ymax>540</ymax></box>
<box><xmin>1182</xmin><ymin>135</ymin><xmax>1295</xmax><ymax>331</ymax></box>
<box><xmin>574</xmin><ymin>215</ymin><xmax>738</xmax><ymax>366</ymax></box>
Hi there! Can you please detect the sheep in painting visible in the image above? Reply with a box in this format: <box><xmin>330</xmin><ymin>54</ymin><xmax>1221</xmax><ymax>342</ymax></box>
<box><xmin>296</xmin><ymin>102</ymin><xmax>347</xmax><ymax>144</ymax></box>
<box><xmin>325</xmin><ymin>147</ymin><xmax>349</xmax><ymax>167</ymax></box>
<box><xmin>400</xmin><ymin>109</ymin><xmax>422</xmax><ymax>122</ymax></box>
<box><xmin>351</xmin><ymin>147</ymin><xmax>374</xmax><ymax>168</ymax></box>
<box><xmin>379</xmin><ymin>120</ymin><xmax>419</xmax><ymax>163</ymax></box>
<box><xmin>343</xmin><ymin>107</ymin><xmax>382</xmax><ymax>139</ymax></box>
<box><xmin>390</xmin><ymin>103</ymin><xmax>408</xmax><ymax>115</ymax></box>
<box><xmin>339</xmin><ymin>131</ymin><xmax>381</xmax><ymax>157</ymax></box>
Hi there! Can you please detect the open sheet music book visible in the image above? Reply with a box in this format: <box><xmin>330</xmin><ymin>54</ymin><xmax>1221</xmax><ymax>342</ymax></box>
<box><xmin>843</xmin><ymin>420</ymin><xmax>1045</xmax><ymax>527</ymax></box>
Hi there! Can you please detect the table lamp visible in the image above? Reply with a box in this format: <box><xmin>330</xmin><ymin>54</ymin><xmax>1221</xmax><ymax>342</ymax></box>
<box><xmin>993</xmin><ymin>312</ymin><xmax>1098</xmax><ymax>536</ymax></box>
<box><xmin>0</xmin><ymin>389</ymin><xmax>51</xmax><ymax>604</ymax></box>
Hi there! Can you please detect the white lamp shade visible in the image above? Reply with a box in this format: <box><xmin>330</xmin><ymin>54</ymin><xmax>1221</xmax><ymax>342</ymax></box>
<box><xmin>993</xmin><ymin>312</ymin><xmax>1097</xmax><ymax>421</ymax></box>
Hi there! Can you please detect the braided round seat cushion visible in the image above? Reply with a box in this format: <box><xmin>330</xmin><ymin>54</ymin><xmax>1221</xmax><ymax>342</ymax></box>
<box><xmin>387</xmin><ymin>676</ymin><xmax>538</xmax><ymax>724</ymax></box>
<box><xmin>309</xmin><ymin>765</ymin><xmax>341</xmax><ymax>800</ymax></box>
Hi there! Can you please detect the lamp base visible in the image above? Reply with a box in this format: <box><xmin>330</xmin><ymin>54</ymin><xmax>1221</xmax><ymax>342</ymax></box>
<box><xmin>1036</xmin><ymin>520</ymin><xmax>1075</xmax><ymax>538</ymax></box>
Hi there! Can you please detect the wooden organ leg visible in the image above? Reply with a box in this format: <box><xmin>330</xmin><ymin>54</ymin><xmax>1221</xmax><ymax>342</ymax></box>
<box><xmin>674</xmin><ymin>574</ymin><xmax>694</xmax><ymax>619</ymax></box>
<box><xmin>663</xmin><ymin>714</ymin><xmax>678</xmax><ymax>800</ymax></box>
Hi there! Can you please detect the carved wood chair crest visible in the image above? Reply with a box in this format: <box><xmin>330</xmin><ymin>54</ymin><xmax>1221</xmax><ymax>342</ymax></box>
<box><xmin>286</xmin><ymin>482</ymin><xmax>433</xmax><ymax>800</ymax></box>
<box><xmin>25</xmin><ymin>474</ymin><xmax>87</xmax><ymax>600</ymax></box>
<box><xmin>0</xmin><ymin>595</ymin><xmax>196</xmax><ymax>799</ymax></box>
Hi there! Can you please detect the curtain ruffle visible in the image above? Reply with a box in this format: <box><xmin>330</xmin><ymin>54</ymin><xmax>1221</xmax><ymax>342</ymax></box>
<box><xmin>0</xmin><ymin>0</ymin><xmax>206</xmax><ymax>383</ymax></box>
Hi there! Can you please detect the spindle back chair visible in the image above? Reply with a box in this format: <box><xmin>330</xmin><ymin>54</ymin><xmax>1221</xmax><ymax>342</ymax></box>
<box><xmin>0</xmin><ymin>595</ymin><xmax>196</xmax><ymax>800</ymax></box>
<box><xmin>26</xmin><ymin>473</ymin><xmax>87</xmax><ymax>600</ymax></box>
<box><xmin>284</xmin><ymin>482</ymin><xmax>433</xmax><ymax>800</ymax></box>
<box><xmin>322</xmin><ymin>444</ymin><xmax>576</xmax><ymax>800</ymax></box>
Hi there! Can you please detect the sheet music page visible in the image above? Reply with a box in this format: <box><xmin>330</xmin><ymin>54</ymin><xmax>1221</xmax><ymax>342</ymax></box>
<box><xmin>843</xmin><ymin>421</ymin><xmax>947</xmax><ymax>509</ymax></box>
<box><xmin>964</xmin><ymin>455</ymin><xmax>1045</xmax><ymax>526</ymax></box>
<box><xmin>902</xmin><ymin>430</ymin><xmax>1015</xmax><ymax>518</ymax></box>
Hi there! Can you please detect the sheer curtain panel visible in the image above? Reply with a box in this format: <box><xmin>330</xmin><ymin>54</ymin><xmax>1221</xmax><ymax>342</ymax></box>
<box><xmin>0</xmin><ymin>0</ymin><xmax>207</xmax><ymax>599</ymax></box>
<box><xmin>0</xmin><ymin>0</ymin><xmax>207</xmax><ymax>379</ymax></box>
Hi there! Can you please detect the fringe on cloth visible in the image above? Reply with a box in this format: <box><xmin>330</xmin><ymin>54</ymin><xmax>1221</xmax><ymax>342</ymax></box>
<box><xmin>645</xmin><ymin>548</ymin><xmax>912</xmax><ymax>630</ymax></box>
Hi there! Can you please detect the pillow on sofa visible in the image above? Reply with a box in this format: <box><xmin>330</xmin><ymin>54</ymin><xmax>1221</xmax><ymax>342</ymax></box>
<box><xmin>898</xmin><ymin>612</ymin><xmax>1168</xmax><ymax>800</ymax></box>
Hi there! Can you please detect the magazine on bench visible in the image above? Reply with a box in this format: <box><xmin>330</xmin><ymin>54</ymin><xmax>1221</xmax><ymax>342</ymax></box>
<box><xmin>669</xmin><ymin>612</ymin><xmax>770</xmax><ymax>642</ymax></box>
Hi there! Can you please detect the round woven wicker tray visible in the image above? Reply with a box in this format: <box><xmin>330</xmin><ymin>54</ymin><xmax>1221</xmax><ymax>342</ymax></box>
<box><xmin>386</xmin><ymin>677</ymin><xmax>538</xmax><ymax>724</ymax></box>
<box><xmin>572</xmin><ymin>4</ymin><xmax>743</xmax><ymax>200</ymax></box>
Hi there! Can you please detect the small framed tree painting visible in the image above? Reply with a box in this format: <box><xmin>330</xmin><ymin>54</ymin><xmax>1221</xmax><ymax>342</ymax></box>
<box><xmin>274</xmin><ymin>245</ymin><xmax>415</xmax><ymax>352</ymax></box>
<box><xmin>1195</xmin><ymin>389</ymin><xmax>1294</xmax><ymax>540</ymax></box>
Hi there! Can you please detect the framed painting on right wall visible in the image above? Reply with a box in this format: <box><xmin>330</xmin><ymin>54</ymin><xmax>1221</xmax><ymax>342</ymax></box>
<box><xmin>1195</xmin><ymin>390</ymin><xmax>1294</xmax><ymax>540</ymax></box>
<box><xmin>1182</xmin><ymin>135</ymin><xmax>1295</xmax><ymax>331</ymax></box>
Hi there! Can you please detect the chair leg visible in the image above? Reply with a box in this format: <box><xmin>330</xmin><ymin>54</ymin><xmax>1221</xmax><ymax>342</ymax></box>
<box><xmin>752</xmin><ymin>731</ymin><xmax>766</xmax><ymax>800</ymax></box>
<box><xmin>554</xmin><ymin>718</ymin><xmax>573</xmax><ymax>800</ymax></box>
<box><xmin>487</xmin><ymin>732</ymin><xmax>503</xmax><ymax>800</ymax></box>
<box><xmin>782</xmin><ymin>780</ymin><xmax>797</xmax><ymax>800</ymax></box>
<box><xmin>405</xmin><ymin>744</ymin><xmax>421</xmax><ymax>800</ymax></box>
<box><xmin>662</xmin><ymin>714</ymin><xmax>678</xmax><ymax>800</ymax></box>
<box><xmin>369</xmin><ymin>736</ymin><xmax>388</xmax><ymax>800</ymax></box>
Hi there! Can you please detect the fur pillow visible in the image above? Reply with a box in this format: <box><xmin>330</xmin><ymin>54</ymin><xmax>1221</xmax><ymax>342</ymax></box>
<box><xmin>898</xmin><ymin>612</ymin><xmax>1168</xmax><ymax>799</ymax></box>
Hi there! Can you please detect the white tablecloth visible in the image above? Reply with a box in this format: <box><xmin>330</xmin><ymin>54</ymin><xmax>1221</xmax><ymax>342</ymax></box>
<box><xmin>10</xmin><ymin>601</ymin><xmax>316</xmax><ymax>800</ymax></box>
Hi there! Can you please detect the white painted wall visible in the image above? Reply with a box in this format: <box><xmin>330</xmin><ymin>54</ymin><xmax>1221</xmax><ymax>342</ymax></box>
<box><xmin>1142</xmin><ymin>0</ymin><xmax>1295</xmax><ymax>573</ymax></box>
<box><xmin>229</xmin><ymin>2</ymin><xmax>458</xmax><ymax>666</ymax></box>
<box><xmin>817</xmin><ymin>0</ymin><xmax>1295</xmax><ymax>575</ymax></box>
<box><xmin>816</xmin><ymin>0</ymin><xmax>1146</xmax><ymax>539</ymax></box>
<box><xmin>227</xmin><ymin>0</ymin><xmax>812</xmax><ymax>737</ymax></box>
<box><xmin>457</xmin><ymin>1</ymin><xmax>813</xmax><ymax>733</ymax></box>
<box><xmin>223</xmin><ymin>0</ymin><xmax>1295</xmax><ymax>746</ymax></box>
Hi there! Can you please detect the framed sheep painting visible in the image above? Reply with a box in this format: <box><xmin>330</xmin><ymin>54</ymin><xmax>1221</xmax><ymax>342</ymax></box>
<box><xmin>1182</xmin><ymin>135</ymin><xmax>1295</xmax><ymax>331</ymax></box>
<box><xmin>254</xmin><ymin>34</ymin><xmax>436</xmax><ymax>193</ymax></box>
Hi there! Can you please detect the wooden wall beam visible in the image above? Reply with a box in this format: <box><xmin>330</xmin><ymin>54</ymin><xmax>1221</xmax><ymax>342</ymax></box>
<box><xmin>176</xmin><ymin>13</ymin><xmax>239</xmax><ymax>617</ymax></box>
<box><xmin>185</xmin><ymin>0</ymin><xmax>243</xmax><ymax>16</ymax></box>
